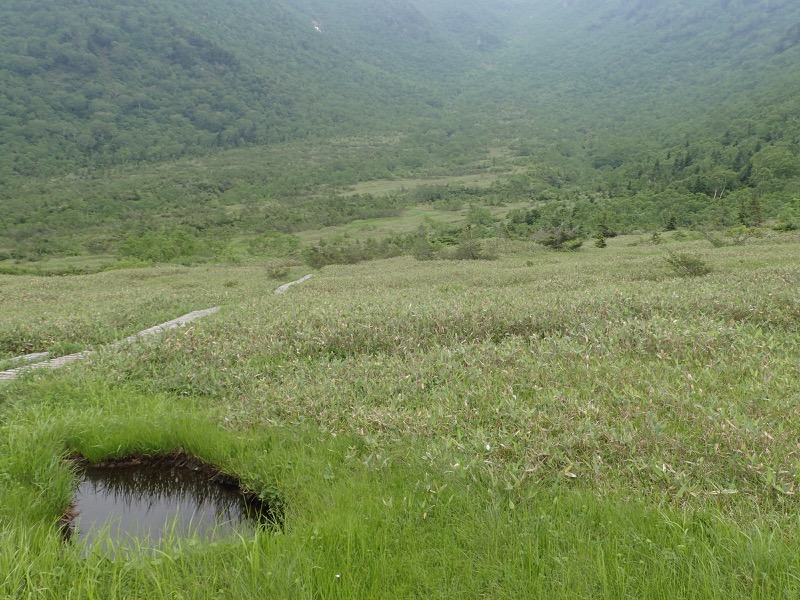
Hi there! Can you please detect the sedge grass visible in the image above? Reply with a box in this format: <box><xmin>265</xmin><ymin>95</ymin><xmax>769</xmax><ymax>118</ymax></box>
<box><xmin>1</xmin><ymin>234</ymin><xmax>799</xmax><ymax>597</ymax></box>
<box><xmin>0</xmin><ymin>262</ymin><xmax>308</xmax><ymax>359</ymax></box>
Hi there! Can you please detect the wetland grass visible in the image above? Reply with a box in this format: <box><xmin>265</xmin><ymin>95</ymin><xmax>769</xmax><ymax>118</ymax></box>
<box><xmin>1</xmin><ymin>233</ymin><xmax>799</xmax><ymax>598</ymax></box>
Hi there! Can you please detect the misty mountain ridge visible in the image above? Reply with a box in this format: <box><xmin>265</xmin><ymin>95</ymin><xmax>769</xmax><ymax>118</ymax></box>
<box><xmin>0</xmin><ymin>0</ymin><xmax>798</xmax><ymax>182</ymax></box>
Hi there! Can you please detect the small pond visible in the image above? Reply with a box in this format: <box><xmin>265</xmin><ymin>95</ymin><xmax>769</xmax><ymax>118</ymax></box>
<box><xmin>65</xmin><ymin>456</ymin><xmax>273</xmax><ymax>552</ymax></box>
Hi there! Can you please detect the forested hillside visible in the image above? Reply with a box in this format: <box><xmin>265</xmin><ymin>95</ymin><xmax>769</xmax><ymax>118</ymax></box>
<box><xmin>1</xmin><ymin>0</ymin><xmax>799</xmax><ymax>265</ymax></box>
<box><xmin>483</xmin><ymin>0</ymin><xmax>800</xmax><ymax>193</ymax></box>
<box><xmin>0</xmin><ymin>0</ymin><xmax>480</xmax><ymax>178</ymax></box>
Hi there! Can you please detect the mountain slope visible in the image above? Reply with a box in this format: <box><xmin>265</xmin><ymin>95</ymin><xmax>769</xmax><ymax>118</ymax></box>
<box><xmin>1</xmin><ymin>0</ymin><xmax>799</xmax><ymax>262</ymax></box>
<box><xmin>2</xmin><ymin>0</ymin><xmax>798</xmax><ymax>181</ymax></box>
<box><xmin>0</xmin><ymin>0</ymin><xmax>486</xmax><ymax>179</ymax></box>
<box><xmin>451</xmin><ymin>0</ymin><xmax>800</xmax><ymax>199</ymax></box>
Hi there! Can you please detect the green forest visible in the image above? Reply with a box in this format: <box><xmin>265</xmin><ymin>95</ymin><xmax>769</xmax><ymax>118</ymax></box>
<box><xmin>1</xmin><ymin>0</ymin><xmax>799</xmax><ymax>268</ymax></box>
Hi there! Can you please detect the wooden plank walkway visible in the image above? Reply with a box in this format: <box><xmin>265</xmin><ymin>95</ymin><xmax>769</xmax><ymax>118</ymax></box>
<box><xmin>1</xmin><ymin>273</ymin><xmax>314</xmax><ymax>382</ymax></box>
<box><xmin>0</xmin><ymin>307</ymin><xmax>220</xmax><ymax>382</ymax></box>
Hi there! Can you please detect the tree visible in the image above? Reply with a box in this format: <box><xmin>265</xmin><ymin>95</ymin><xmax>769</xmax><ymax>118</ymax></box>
<box><xmin>750</xmin><ymin>145</ymin><xmax>799</xmax><ymax>192</ymax></box>
<box><xmin>534</xmin><ymin>223</ymin><xmax>583</xmax><ymax>251</ymax></box>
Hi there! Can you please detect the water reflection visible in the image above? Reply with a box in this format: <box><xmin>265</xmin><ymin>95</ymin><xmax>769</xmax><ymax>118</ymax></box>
<box><xmin>71</xmin><ymin>462</ymin><xmax>266</xmax><ymax>551</ymax></box>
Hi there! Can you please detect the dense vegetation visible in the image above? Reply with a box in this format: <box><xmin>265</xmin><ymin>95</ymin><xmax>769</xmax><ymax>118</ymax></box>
<box><xmin>2</xmin><ymin>2</ymin><xmax>800</xmax><ymax>596</ymax></box>
<box><xmin>2</xmin><ymin>234</ymin><xmax>800</xmax><ymax>597</ymax></box>
<box><xmin>1</xmin><ymin>0</ymin><xmax>799</xmax><ymax>268</ymax></box>
<box><xmin>0</xmin><ymin>0</ymin><xmax>451</xmax><ymax>176</ymax></box>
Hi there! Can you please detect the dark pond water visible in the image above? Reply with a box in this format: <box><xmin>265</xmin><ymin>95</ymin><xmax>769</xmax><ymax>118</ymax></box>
<box><xmin>70</xmin><ymin>461</ymin><xmax>267</xmax><ymax>551</ymax></box>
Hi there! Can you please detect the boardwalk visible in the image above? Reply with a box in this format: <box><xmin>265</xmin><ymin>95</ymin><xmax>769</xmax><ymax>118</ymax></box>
<box><xmin>1</xmin><ymin>274</ymin><xmax>314</xmax><ymax>382</ymax></box>
<box><xmin>0</xmin><ymin>307</ymin><xmax>220</xmax><ymax>382</ymax></box>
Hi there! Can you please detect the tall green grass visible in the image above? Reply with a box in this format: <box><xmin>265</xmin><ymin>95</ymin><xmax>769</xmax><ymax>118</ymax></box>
<box><xmin>1</xmin><ymin>233</ymin><xmax>799</xmax><ymax>597</ymax></box>
<box><xmin>0</xmin><ymin>263</ymin><xmax>306</xmax><ymax>359</ymax></box>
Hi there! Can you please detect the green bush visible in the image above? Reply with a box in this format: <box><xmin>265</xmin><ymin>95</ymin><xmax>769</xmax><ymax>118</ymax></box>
<box><xmin>119</xmin><ymin>229</ymin><xmax>200</xmax><ymax>264</ymax></box>
<box><xmin>248</xmin><ymin>232</ymin><xmax>301</xmax><ymax>258</ymax></box>
<box><xmin>774</xmin><ymin>202</ymin><xmax>800</xmax><ymax>232</ymax></box>
<box><xmin>266</xmin><ymin>262</ymin><xmax>291</xmax><ymax>280</ymax></box>
<box><xmin>304</xmin><ymin>234</ymin><xmax>412</xmax><ymax>268</ymax></box>
<box><xmin>449</xmin><ymin>239</ymin><xmax>496</xmax><ymax>261</ymax></box>
<box><xmin>534</xmin><ymin>224</ymin><xmax>584</xmax><ymax>251</ymax></box>
<box><xmin>664</xmin><ymin>251</ymin><xmax>712</xmax><ymax>277</ymax></box>
<box><xmin>703</xmin><ymin>231</ymin><xmax>728</xmax><ymax>248</ymax></box>
<box><xmin>724</xmin><ymin>225</ymin><xmax>756</xmax><ymax>245</ymax></box>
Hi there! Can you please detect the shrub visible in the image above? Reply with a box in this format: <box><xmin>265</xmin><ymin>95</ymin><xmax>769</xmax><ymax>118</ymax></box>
<box><xmin>412</xmin><ymin>238</ymin><xmax>439</xmax><ymax>261</ymax></box>
<box><xmin>774</xmin><ymin>202</ymin><xmax>800</xmax><ymax>232</ymax></box>
<box><xmin>304</xmin><ymin>234</ymin><xmax>413</xmax><ymax>268</ymax></box>
<box><xmin>724</xmin><ymin>225</ymin><xmax>754</xmax><ymax>246</ymax></box>
<box><xmin>703</xmin><ymin>226</ymin><xmax>759</xmax><ymax>247</ymax></box>
<box><xmin>432</xmin><ymin>196</ymin><xmax>464</xmax><ymax>211</ymax></box>
<box><xmin>248</xmin><ymin>232</ymin><xmax>301</xmax><ymax>258</ymax></box>
<box><xmin>664</xmin><ymin>251</ymin><xmax>712</xmax><ymax>277</ymax></box>
<box><xmin>534</xmin><ymin>224</ymin><xmax>583</xmax><ymax>251</ymax></box>
<box><xmin>118</xmin><ymin>229</ymin><xmax>208</xmax><ymax>264</ymax></box>
<box><xmin>702</xmin><ymin>231</ymin><xmax>728</xmax><ymax>248</ymax></box>
<box><xmin>266</xmin><ymin>265</ymin><xmax>290</xmax><ymax>280</ymax></box>
<box><xmin>450</xmin><ymin>239</ymin><xmax>496</xmax><ymax>261</ymax></box>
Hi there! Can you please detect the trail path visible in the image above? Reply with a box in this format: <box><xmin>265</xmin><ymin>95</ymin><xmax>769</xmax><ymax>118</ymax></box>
<box><xmin>274</xmin><ymin>274</ymin><xmax>313</xmax><ymax>295</ymax></box>
<box><xmin>0</xmin><ymin>307</ymin><xmax>220</xmax><ymax>382</ymax></box>
<box><xmin>3</xmin><ymin>351</ymin><xmax>51</xmax><ymax>367</ymax></box>
<box><xmin>0</xmin><ymin>275</ymin><xmax>314</xmax><ymax>383</ymax></box>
